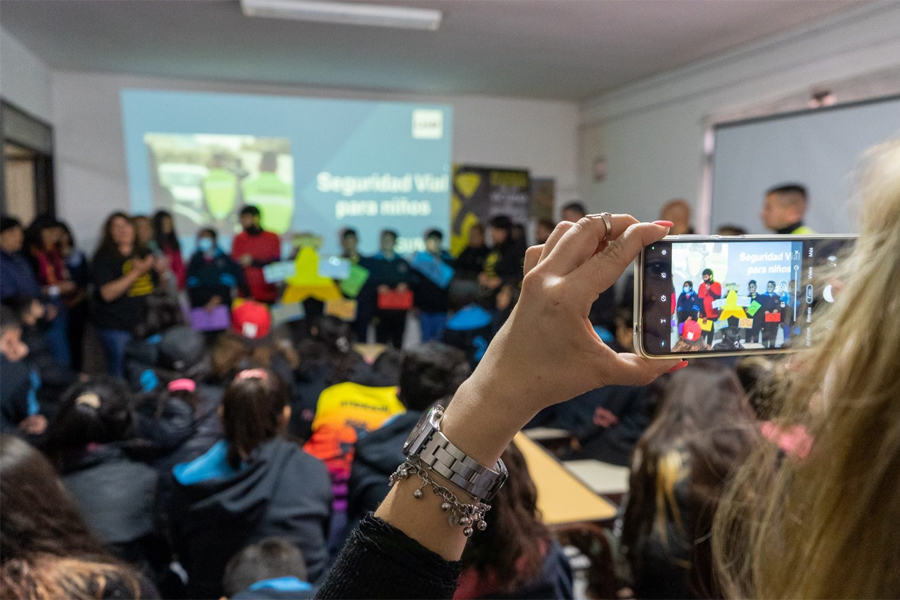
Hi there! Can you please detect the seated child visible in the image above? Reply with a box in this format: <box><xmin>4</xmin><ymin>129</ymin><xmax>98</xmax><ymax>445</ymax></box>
<box><xmin>224</xmin><ymin>537</ymin><xmax>316</xmax><ymax>600</ymax></box>
<box><xmin>0</xmin><ymin>305</ymin><xmax>46</xmax><ymax>436</ymax></box>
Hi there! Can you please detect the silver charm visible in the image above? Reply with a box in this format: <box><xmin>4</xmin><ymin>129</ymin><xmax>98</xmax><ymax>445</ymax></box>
<box><xmin>440</xmin><ymin>502</ymin><xmax>451</xmax><ymax>511</ymax></box>
<box><xmin>463</xmin><ymin>527</ymin><xmax>474</xmax><ymax>537</ymax></box>
<box><xmin>477</xmin><ymin>519</ymin><xmax>488</xmax><ymax>531</ymax></box>
<box><xmin>413</xmin><ymin>488</ymin><xmax>423</xmax><ymax>499</ymax></box>
<box><xmin>399</xmin><ymin>468</ymin><xmax>409</xmax><ymax>478</ymax></box>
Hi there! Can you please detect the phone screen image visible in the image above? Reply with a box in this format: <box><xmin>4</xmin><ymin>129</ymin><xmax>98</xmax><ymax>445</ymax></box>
<box><xmin>638</xmin><ymin>236</ymin><xmax>854</xmax><ymax>357</ymax></box>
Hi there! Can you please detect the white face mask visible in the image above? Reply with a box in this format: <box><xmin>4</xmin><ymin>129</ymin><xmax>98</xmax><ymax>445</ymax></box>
<box><xmin>683</xmin><ymin>287</ymin><xmax>691</xmax><ymax>294</ymax></box>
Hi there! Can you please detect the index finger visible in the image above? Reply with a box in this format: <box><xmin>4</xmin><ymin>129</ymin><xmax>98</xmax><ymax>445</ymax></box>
<box><xmin>542</xmin><ymin>214</ymin><xmax>639</xmax><ymax>276</ymax></box>
<box><xmin>574</xmin><ymin>220</ymin><xmax>671</xmax><ymax>297</ymax></box>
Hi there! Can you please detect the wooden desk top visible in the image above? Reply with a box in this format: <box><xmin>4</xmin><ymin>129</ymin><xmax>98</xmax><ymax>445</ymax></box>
<box><xmin>563</xmin><ymin>459</ymin><xmax>630</xmax><ymax>496</ymax></box>
<box><xmin>514</xmin><ymin>433</ymin><xmax>617</xmax><ymax>525</ymax></box>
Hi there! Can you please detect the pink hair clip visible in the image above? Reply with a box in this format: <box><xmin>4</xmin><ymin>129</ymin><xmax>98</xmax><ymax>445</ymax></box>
<box><xmin>168</xmin><ymin>378</ymin><xmax>196</xmax><ymax>393</ymax></box>
<box><xmin>236</xmin><ymin>369</ymin><xmax>268</xmax><ymax>382</ymax></box>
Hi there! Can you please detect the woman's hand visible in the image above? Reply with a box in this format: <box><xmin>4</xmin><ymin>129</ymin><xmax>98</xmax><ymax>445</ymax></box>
<box><xmin>443</xmin><ymin>214</ymin><xmax>684</xmax><ymax>465</ymax></box>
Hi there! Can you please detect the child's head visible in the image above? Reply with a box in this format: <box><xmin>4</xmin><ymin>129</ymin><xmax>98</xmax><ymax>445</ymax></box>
<box><xmin>223</xmin><ymin>537</ymin><xmax>307</xmax><ymax>596</ymax></box>
<box><xmin>370</xmin><ymin>347</ymin><xmax>403</xmax><ymax>386</ymax></box>
<box><xmin>397</xmin><ymin>343</ymin><xmax>470</xmax><ymax>412</ymax></box>
<box><xmin>47</xmin><ymin>378</ymin><xmax>136</xmax><ymax>452</ymax></box>
<box><xmin>424</xmin><ymin>229</ymin><xmax>443</xmax><ymax>254</ymax></box>
<box><xmin>0</xmin><ymin>306</ymin><xmax>27</xmax><ymax>362</ymax></box>
<box><xmin>447</xmin><ymin>279</ymin><xmax>482</xmax><ymax>313</ymax></box>
<box><xmin>221</xmin><ymin>369</ymin><xmax>289</xmax><ymax>469</ymax></box>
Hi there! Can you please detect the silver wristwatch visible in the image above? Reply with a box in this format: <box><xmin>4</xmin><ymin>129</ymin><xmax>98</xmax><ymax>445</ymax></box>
<box><xmin>402</xmin><ymin>404</ymin><xmax>508</xmax><ymax>501</ymax></box>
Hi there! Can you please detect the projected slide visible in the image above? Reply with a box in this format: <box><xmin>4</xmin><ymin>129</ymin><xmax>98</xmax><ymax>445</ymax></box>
<box><xmin>122</xmin><ymin>90</ymin><xmax>452</xmax><ymax>254</ymax></box>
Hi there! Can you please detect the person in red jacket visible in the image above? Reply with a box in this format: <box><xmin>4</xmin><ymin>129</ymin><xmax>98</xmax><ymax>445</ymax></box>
<box><xmin>698</xmin><ymin>268</ymin><xmax>722</xmax><ymax>346</ymax></box>
<box><xmin>231</xmin><ymin>205</ymin><xmax>281</xmax><ymax>304</ymax></box>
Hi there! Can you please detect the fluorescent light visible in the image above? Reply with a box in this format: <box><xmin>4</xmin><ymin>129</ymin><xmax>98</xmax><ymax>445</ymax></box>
<box><xmin>240</xmin><ymin>0</ymin><xmax>443</xmax><ymax>31</ymax></box>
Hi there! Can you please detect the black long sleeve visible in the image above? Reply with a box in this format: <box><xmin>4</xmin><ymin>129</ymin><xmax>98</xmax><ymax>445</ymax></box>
<box><xmin>316</xmin><ymin>514</ymin><xmax>461</xmax><ymax>600</ymax></box>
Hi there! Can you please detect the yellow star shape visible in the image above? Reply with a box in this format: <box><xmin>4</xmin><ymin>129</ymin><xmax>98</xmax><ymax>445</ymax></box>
<box><xmin>718</xmin><ymin>290</ymin><xmax>748</xmax><ymax>321</ymax></box>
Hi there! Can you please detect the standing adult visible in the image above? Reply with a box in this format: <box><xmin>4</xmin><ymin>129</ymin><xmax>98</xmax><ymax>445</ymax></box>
<box><xmin>232</xmin><ymin>205</ymin><xmax>281</xmax><ymax>304</ymax></box>
<box><xmin>91</xmin><ymin>212</ymin><xmax>156</xmax><ymax>378</ymax></box>
<box><xmin>153</xmin><ymin>210</ymin><xmax>186</xmax><ymax>290</ymax></box>
<box><xmin>659</xmin><ymin>199</ymin><xmax>694</xmax><ymax>235</ymax></box>
<box><xmin>761</xmin><ymin>184</ymin><xmax>816</xmax><ymax>234</ymax></box>
<box><xmin>454</xmin><ymin>223</ymin><xmax>489</xmax><ymax>280</ymax></box>
<box><xmin>131</xmin><ymin>216</ymin><xmax>154</xmax><ymax>252</ymax></box>
<box><xmin>59</xmin><ymin>221</ymin><xmax>91</xmax><ymax>371</ymax></box>
<box><xmin>697</xmin><ymin>269</ymin><xmax>721</xmax><ymax>347</ymax></box>
<box><xmin>478</xmin><ymin>216</ymin><xmax>524</xmax><ymax>296</ymax></box>
<box><xmin>186</xmin><ymin>228</ymin><xmax>249</xmax><ymax>334</ymax></box>
<box><xmin>761</xmin><ymin>280</ymin><xmax>781</xmax><ymax>348</ymax></box>
<box><xmin>412</xmin><ymin>229</ymin><xmax>455</xmax><ymax>343</ymax></box>
<box><xmin>0</xmin><ymin>216</ymin><xmax>41</xmax><ymax>303</ymax></box>
<box><xmin>25</xmin><ymin>216</ymin><xmax>74</xmax><ymax>367</ymax></box>
<box><xmin>676</xmin><ymin>280</ymin><xmax>700</xmax><ymax>325</ymax></box>
<box><xmin>560</xmin><ymin>201</ymin><xmax>587</xmax><ymax>224</ymax></box>
<box><xmin>745</xmin><ymin>280</ymin><xmax>764</xmax><ymax>344</ymax></box>
<box><xmin>370</xmin><ymin>230</ymin><xmax>416</xmax><ymax>348</ymax></box>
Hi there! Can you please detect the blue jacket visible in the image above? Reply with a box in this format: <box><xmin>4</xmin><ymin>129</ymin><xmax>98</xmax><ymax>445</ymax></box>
<box><xmin>0</xmin><ymin>250</ymin><xmax>41</xmax><ymax>301</ymax></box>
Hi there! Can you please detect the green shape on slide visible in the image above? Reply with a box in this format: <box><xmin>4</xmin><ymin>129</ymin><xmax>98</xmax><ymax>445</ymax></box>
<box><xmin>203</xmin><ymin>168</ymin><xmax>238</xmax><ymax>219</ymax></box>
<box><xmin>339</xmin><ymin>264</ymin><xmax>371</xmax><ymax>298</ymax></box>
<box><xmin>746</xmin><ymin>300</ymin><xmax>762</xmax><ymax>317</ymax></box>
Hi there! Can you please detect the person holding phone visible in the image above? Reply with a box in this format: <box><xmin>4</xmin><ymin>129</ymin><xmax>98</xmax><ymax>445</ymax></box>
<box><xmin>316</xmin><ymin>214</ymin><xmax>682</xmax><ymax>599</ymax></box>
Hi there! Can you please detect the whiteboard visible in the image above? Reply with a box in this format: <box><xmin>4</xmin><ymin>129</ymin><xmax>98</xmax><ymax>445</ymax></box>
<box><xmin>711</xmin><ymin>96</ymin><xmax>900</xmax><ymax>234</ymax></box>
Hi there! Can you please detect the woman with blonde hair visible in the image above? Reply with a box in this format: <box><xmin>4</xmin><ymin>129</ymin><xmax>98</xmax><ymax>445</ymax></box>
<box><xmin>711</xmin><ymin>141</ymin><xmax>900</xmax><ymax>598</ymax></box>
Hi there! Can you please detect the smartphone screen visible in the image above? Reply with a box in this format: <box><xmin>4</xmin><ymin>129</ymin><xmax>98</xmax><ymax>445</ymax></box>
<box><xmin>636</xmin><ymin>235</ymin><xmax>856</xmax><ymax>357</ymax></box>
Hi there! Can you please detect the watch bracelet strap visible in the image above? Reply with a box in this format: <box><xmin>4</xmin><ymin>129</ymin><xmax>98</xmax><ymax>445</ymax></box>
<box><xmin>417</xmin><ymin>429</ymin><xmax>506</xmax><ymax>501</ymax></box>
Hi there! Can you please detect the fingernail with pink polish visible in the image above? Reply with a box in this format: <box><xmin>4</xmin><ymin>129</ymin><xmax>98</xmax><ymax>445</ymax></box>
<box><xmin>654</xmin><ymin>220</ymin><xmax>675</xmax><ymax>227</ymax></box>
<box><xmin>667</xmin><ymin>360</ymin><xmax>688</xmax><ymax>374</ymax></box>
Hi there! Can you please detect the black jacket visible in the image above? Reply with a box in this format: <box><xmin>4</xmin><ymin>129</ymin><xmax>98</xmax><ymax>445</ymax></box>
<box><xmin>347</xmin><ymin>411</ymin><xmax>420</xmax><ymax>530</ymax></box>
<box><xmin>171</xmin><ymin>437</ymin><xmax>332</xmax><ymax>599</ymax></box>
<box><xmin>21</xmin><ymin>323</ymin><xmax>77</xmax><ymax>397</ymax></box>
<box><xmin>60</xmin><ymin>445</ymin><xmax>160</xmax><ymax>563</ymax></box>
<box><xmin>0</xmin><ymin>356</ymin><xmax>39</xmax><ymax>433</ymax></box>
<box><xmin>186</xmin><ymin>250</ymin><xmax>249</xmax><ymax>308</ymax></box>
<box><xmin>528</xmin><ymin>385</ymin><xmax>652</xmax><ymax>467</ymax></box>
<box><xmin>454</xmin><ymin>246</ymin><xmax>489</xmax><ymax>280</ymax></box>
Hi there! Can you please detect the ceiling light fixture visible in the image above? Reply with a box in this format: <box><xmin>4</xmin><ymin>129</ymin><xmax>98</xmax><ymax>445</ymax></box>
<box><xmin>240</xmin><ymin>0</ymin><xmax>443</xmax><ymax>31</ymax></box>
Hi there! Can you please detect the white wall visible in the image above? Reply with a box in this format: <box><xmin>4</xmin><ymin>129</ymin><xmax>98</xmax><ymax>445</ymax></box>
<box><xmin>578</xmin><ymin>3</ymin><xmax>900</xmax><ymax>229</ymax></box>
<box><xmin>0</xmin><ymin>26</ymin><xmax>53</xmax><ymax>123</ymax></box>
<box><xmin>49</xmin><ymin>70</ymin><xmax>578</xmax><ymax>250</ymax></box>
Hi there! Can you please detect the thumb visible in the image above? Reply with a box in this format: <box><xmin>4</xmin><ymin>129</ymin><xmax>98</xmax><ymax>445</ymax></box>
<box><xmin>601</xmin><ymin>353</ymin><xmax>686</xmax><ymax>387</ymax></box>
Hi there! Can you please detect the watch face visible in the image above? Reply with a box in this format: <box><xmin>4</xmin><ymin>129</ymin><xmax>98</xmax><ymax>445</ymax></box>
<box><xmin>403</xmin><ymin>408</ymin><xmax>435</xmax><ymax>455</ymax></box>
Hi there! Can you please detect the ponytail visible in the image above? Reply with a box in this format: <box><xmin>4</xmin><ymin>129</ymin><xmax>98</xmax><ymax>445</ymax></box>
<box><xmin>221</xmin><ymin>369</ymin><xmax>288</xmax><ymax>469</ymax></box>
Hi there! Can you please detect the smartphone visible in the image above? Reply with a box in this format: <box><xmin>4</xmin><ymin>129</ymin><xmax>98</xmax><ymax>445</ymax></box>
<box><xmin>634</xmin><ymin>234</ymin><xmax>856</xmax><ymax>359</ymax></box>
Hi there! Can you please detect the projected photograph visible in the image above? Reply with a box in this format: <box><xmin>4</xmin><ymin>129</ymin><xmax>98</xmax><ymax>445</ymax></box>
<box><xmin>144</xmin><ymin>133</ymin><xmax>294</xmax><ymax>238</ymax></box>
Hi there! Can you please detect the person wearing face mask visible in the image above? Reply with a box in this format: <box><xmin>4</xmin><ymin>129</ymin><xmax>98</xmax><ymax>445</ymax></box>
<box><xmin>187</xmin><ymin>228</ymin><xmax>249</xmax><ymax>332</ymax></box>
<box><xmin>231</xmin><ymin>205</ymin><xmax>281</xmax><ymax>304</ymax></box>
<box><xmin>676</xmin><ymin>280</ymin><xmax>701</xmax><ymax>326</ymax></box>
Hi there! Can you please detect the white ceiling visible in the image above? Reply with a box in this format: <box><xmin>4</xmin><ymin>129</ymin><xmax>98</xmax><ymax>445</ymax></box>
<box><xmin>0</xmin><ymin>0</ymin><xmax>871</xmax><ymax>101</ymax></box>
